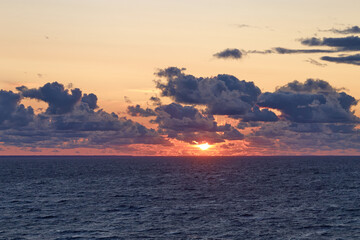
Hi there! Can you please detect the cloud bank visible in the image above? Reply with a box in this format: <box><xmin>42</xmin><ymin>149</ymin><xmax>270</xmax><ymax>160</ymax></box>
<box><xmin>0</xmin><ymin>82</ymin><xmax>169</xmax><ymax>150</ymax></box>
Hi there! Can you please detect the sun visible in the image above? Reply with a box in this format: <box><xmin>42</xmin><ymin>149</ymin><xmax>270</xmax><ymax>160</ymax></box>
<box><xmin>197</xmin><ymin>143</ymin><xmax>211</xmax><ymax>151</ymax></box>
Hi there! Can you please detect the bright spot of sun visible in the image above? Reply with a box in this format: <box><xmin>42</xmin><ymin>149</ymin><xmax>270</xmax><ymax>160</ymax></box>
<box><xmin>197</xmin><ymin>143</ymin><xmax>211</xmax><ymax>151</ymax></box>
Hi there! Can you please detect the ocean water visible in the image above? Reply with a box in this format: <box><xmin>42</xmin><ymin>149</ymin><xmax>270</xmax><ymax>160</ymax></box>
<box><xmin>0</xmin><ymin>156</ymin><xmax>359</xmax><ymax>240</ymax></box>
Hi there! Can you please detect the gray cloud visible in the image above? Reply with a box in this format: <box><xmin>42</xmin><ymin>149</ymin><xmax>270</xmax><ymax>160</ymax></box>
<box><xmin>149</xmin><ymin>96</ymin><xmax>161</xmax><ymax>106</ymax></box>
<box><xmin>240</xmin><ymin>106</ymin><xmax>279</xmax><ymax>122</ymax></box>
<box><xmin>0</xmin><ymin>90</ymin><xmax>34</xmax><ymax>129</ymax></box>
<box><xmin>82</xmin><ymin>93</ymin><xmax>98</xmax><ymax>110</ymax></box>
<box><xmin>249</xmin><ymin>121</ymin><xmax>360</xmax><ymax>152</ymax></box>
<box><xmin>213</xmin><ymin>48</ymin><xmax>243</xmax><ymax>59</ymax></box>
<box><xmin>153</xmin><ymin>103</ymin><xmax>244</xmax><ymax>144</ymax></box>
<box><xmin>321</xmin><ymin>54</ymin><xmax>360</xmax><ymax>65</ymax></box>
<box><xmin>17</xmin><ymin>82</ymin><xmax>82</xmax><ymax>114</ymax></box>
<box><xmin>274</xmin><ymin>47</ymin><xmax>336</xmax><ymax>54</ymax></box>
<box><xmin>301</xmin><ymin>36</ymin><xmax>360</xmax><ymax>51</ymax></box>
<box><xmin>325</xmin><ymin>26</ymin><xmax>360</xmax><ymax>35</ymax></box>
<box><xmin>127</xmin><ymin>105</ymin><xmax>156</xmax><ymax>117</ymax></box>
<box><xmin>155</xmin><ymin>67</ymin><xmax>261</xmax><ymax>116</ymax></box>
<box><xmin>0</xmin><ymin>83</ymin><xmax>170</xmax><ymax>150</ymax></box>
<box><xmin>258</xmin><ymin>79</ymin><xmax>359</xmax><ymax>123</ymax></box>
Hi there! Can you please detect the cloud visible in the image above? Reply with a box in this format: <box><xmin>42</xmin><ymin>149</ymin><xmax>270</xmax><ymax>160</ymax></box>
<box><xmin>246</xmin><ymin>48</ymin><xmax>336</xmax><ymax>55</ymax></box>
<box><xmin>305</xmin><ymin>58</ymin><xmax>327</xmax><ymax>67</ymax></box>
<box><xmin>325</xmin><ymin>26</ymin><xmax>360</xmax><ymax>34</ymax></box>
<box><xmin>149</xmin><ymin>96</ymin><xmax>161</xmax><ymax>106</ymax></box>
<box><xmin>127</xmin><ymin>104</ymin><xmax>156</xmax><ymax>117</ymax></box>
<box><xmin>240</xmin><ymin>106</ymin><xmax>279</xmax><ymax>122</ymax></box>
<box><xmin>81</xmin><ymin>93</ymin><xmax>98</xmax><ymax>110</ymax></box>
<box><xmin>273</xmin><ymin>47</ymin><xmax>336</xmax><ymax>54</ymax></box>
<box><xmin>257</xmin><ymin>79</ymin><xmax>359</xmax><ymax>123</ymax></box>
<box><xmin>153</xmin><ymin>103</ymin><xmax>244</xmax><ymax>143</ymax></box>
<box><xmin>321</xmin><ymin>54</ymin><xmax>360</xmax><ymax>65</ymax></box>
<box><xmin>213</xmin><ymin>48</ymin><xmax>243</xmax><ymax>59</ymax></box>
<box><xmin>0</xmin><ymin>83</ymin><xmax>170</xmax><ymax>150</ymax></box>
<box><xmin>0</xmin><ymin>90</ymin><xmax>34</xmax><ymax>129</ymax></box>
<box><xmin>17</xmin><ymin>82</ymin><xmax>82</xmax><ymax>114</ymax></box>
<box><xmin>155</xmin><ymin>67</ymin><xmax>261</xmax><ymax>116</ymax></box>
<box><xmin>301</xmin><ymin>36</ymin><xmax>360</xmax><ymax>51</ymax></box>
<box><xmin>249</xmin><ymin>121</ymin><xmax>360</xmax><ymax>152</ymax></box>
<box><xmin>153</xmin><ymin>103</ymin><xmax>221</xmax><ymax>132</ymax></box>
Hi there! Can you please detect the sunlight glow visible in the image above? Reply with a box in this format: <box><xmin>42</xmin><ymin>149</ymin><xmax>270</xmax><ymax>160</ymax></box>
<box><xmin>196</xmin><ymin>143</ymin><xmax>211</xmax><ymax>151</ymax></box>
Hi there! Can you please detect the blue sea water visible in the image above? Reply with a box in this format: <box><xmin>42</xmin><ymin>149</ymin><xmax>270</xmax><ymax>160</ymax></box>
<box><xmin>0</xmin><ymin>156</ymin><xmax>359</xmax><ymax>240</ymax></box>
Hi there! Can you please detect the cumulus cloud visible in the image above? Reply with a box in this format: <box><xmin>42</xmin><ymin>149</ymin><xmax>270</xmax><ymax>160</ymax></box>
<box><xmin>155</xmin><ymin>67</ymin><xmax>261</xmax><ymax>116</ymax></box>
<box><xmin>153</xmin><ymin>103</ymin><xmax>244</xmax><ymax>143</ymax></box>
<box><xmin>81</xmin><ymin>93</ymin><xmax>98</xmax><ymax>110</ymax></box>
<box><xmin>127</xmin><ymin>104</ymin><xmax>156</xmax><ymax>117</ymax></box>
<box><xmin>257</xmin><ymin>79</ymin><xmax>359</xmax><ymax>123</ymax></box>
<box><xmin>321</xmin><ymin>54</ymin><xmax>360</xmax><ymax>65</ymax></box>
<box><xmin>17</xmin><ymin>82</ymin><xmax>82</xmax><ymax>114</ymax></box>
<box><xmin>0</xmin><ymin>82</ymin><xmax>169</xmax><ymax>150</ymax></box>
<box><xmin>213</xmin><ymin>48</ymin><xmax>243</xmax><ymax>59</ymax></box>
<box><xmin>0</xmin><ymin>90</ymin><xmax>34</xmax><ymax>129</ymax></box>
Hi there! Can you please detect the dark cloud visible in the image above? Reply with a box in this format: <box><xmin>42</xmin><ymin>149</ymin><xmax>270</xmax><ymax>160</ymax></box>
<box><xmin>0</xmin><ymin>84</ymin><xmax>169</xmax><ymax>150</ymax></box>
<box><xmin>82</xmin><ymin>93</ymin><xmax>98</xmax><ymax>110</ymax></box>
<box><xmin>127</xmin><ymin>105</ymin><xmax>156</xmax><ymax>117</ymax></box>
<box><xmin>244</xmin><ymin>33</ymin><xmax>360</xmax><ymax>66</ymax></box>
<box><xmin>237</xmin><ymin>121</ymin><xmax>261</xmax><ymax>129</ymax></box>
<box><xmin>258</xmin><ymin>79</ymin><xmax>359</xmax><ymax>123</ymax></box>
<box><xmin>321</xmin><ymin>54</ymin><xmax>360</xmax><ymax>66</ymax></box>
<box><xmin>155</xmin><ymin>67</ymin><xmax>261</xmax><ymax>116</ymax></box>
<box><xmin>240</xmin><ymin>106</ymin><xmax>279</xmax><ymax>122</ymax></box>
<box><xmin>274</xmin><ymin>47</ymin><xmax>336</xmax><ymax>54</ymax></box>
<box><xmin>0</xmin><ymin>90</ymin><xmax>34</xmax><ymax>129</ymax></box>
<box><xmin>17</xmin><ymin>82</ymin><xmax>82</xmax><ymax>114</ymax></box>
<box><xmin>301</xmin><ymin>36</ymin><xmax>360</xmax><ymax>51</ymax></box>
<box><xmin>153</xmin><ymin>103</ymin><xmax>222</xmax><ymax>132</ymax></box>
<box><xmin>149</xmin><ymin>96</ymin><xmax>161</xmax><ymax>106</ymax></box>
<box><xmin>249</xmin><ymin>121</ymin><xmax>360</xmax><ymax>152</ymax></box>
<box><xmin>213</xmin><ymin>48</ymin><xmax>243</xmax><ymax>59</ymax></box>
<box><xmin>153</xmin><ymin>103</ymin><xmax>244</xmax><ymax>143</ymax></box>
<box><xmin>326</xmin><ymin>26</ymin><xmax>360</xmax><ymax>35</ymax></box>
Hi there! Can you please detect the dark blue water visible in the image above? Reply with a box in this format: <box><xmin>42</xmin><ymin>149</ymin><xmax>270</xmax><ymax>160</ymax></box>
<box><xmin>0</xmin><ymin>156</ymin><xmax>359</xmax><ymax>239</ymax></box>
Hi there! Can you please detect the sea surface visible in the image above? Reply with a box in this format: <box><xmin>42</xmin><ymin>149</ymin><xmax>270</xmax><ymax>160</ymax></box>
<box><xmin>0</xmin><ymin>156</ymin><xmax>359</xmax><ymax>240</ymax></box>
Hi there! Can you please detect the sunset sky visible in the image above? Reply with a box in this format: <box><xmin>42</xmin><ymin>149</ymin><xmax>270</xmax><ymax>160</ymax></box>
<box><xmin>1</xmin><ymin>0</ymin><xmax>360</xmax><ymax>155</ymax></box>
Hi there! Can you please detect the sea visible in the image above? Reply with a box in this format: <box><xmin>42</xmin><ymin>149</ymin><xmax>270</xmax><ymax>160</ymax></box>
<box><xmin>0</xmin><ymin>156</ymin><xmax>359</xmax><ymax>240</ymax></box>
